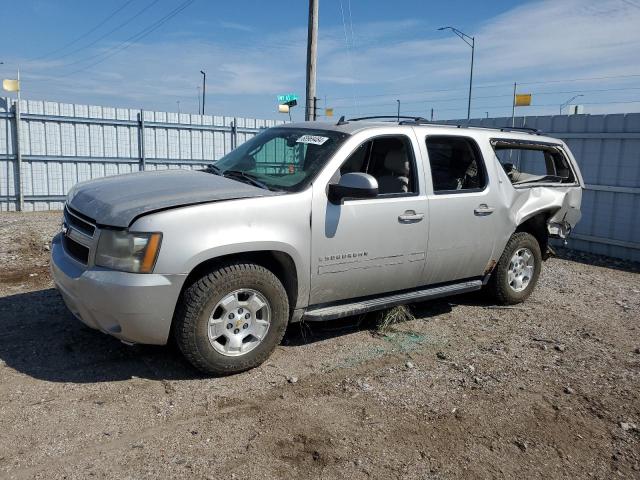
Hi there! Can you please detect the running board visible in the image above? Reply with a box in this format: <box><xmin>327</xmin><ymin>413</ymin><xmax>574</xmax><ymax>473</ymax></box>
<box><xmin>303</xmin><ymin>279</ymin><xmax>483</xmax><ymax>321</ymax></box>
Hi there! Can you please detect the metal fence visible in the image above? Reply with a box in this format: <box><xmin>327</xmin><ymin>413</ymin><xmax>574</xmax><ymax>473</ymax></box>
<box><xmin>1</xmin><ymin>98</ymin><xmax>638</xmax><ymax>261</ymax></box>
<box><xmin>448</xmin><ymin>114</ymin><xmax>640</xmax><ymax>262</ymax></box>
<box><xmin>0</xmin><ymin>97</ymin><xmax>285</xmax><ymax>212</ymax></box>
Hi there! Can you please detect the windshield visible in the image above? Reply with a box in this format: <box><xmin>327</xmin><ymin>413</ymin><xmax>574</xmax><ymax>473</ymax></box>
<box><xmin>213</xmin><ymin>127</ymin><xmax>349</xmax><ymax>192</ymax></box>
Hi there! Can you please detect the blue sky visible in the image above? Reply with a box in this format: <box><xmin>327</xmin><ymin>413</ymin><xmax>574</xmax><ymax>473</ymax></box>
<box><xmin>2</xmin><ymin>0</ymin><xmax>640</xmax><ymax>121</ymax></box>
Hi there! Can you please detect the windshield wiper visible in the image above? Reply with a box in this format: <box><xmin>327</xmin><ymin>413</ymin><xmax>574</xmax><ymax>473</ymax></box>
<box><xmin>203</xmin><ymin>164</ymin><xmax>223</xmax><ymax>175</ymax></box>
<box><xmin>223</xmin><ymin>170</ymin><xmax>275</xmax><ymax>191</ymax></box>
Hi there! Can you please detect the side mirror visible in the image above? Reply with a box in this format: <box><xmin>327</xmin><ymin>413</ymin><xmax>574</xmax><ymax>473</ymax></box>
<box><xmin>328</xmin><ymin>172</ymin><xmax>378</xmax><ymax>204</ymax></box>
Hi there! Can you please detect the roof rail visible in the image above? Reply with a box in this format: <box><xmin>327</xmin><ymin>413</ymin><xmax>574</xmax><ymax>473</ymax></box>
<box><xmin>398</xmin><ymin>118</ymin><xmax>543</xmax><ymax>135</ymax></box>
<box><xmin>398</xmin><ymin>119</ymin><xmax>452</xmax><ymax>127</ymax></box>
<box><xmin>496</xmin><ymin>126</ymin><xmax>542</xmax><ymax>134</ymax></box>
<box><xmin>348</xmin><ymin>115</ymin><xmax>428</xmax><ymax>122</ymax></box>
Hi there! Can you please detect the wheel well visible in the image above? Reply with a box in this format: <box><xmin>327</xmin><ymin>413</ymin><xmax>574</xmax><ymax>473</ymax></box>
<box><xmin>180</xmin><ymin>251</ymin><xmax>299</xmax><ymax>311</ymax></box>
<box><xmin>169</xmin><ymin>251</ymin><xmax>298</xmax><ymax>341</ymax></box>
<box><xmin>516</xmin><ymin>212</ymin><xmax>551</xmax><ymax>259</ymax></box>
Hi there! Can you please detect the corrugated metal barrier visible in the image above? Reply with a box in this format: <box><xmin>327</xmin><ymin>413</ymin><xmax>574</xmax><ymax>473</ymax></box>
<box><xmin>1</xmin><ymin>97</ymin><xmax>638</xmax><ymax>261</ymax></box>
<box><xmin>0</xmin><ymin>97</ymin><xmax>285</xmax><ymax>211</ymax></box>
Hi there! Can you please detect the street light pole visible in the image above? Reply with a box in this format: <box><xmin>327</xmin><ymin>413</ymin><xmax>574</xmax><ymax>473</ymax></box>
<box><xmin>438</xmin><ymin>26</ymin><xmax>474</xmax><ymax>121</ymax></box>
<box><xmin>560</xmin><ymin>94</ymin><xmax>583</xmax><ymax>115</ymax></box>
<box><xmin>200</xmin><ymin>70</ymin><xmax>206</xmax><ymax>115</ymax></box>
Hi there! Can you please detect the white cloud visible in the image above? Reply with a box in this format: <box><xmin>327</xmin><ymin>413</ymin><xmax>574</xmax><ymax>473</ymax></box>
<box><xmin>10</xmin><ymin>0</ymin><xmax>640</xmax><ymax>119</ymax></box>
<box><xmin>217</xmin><ymin>21</ymin><xmax>255</xmax><ymax>33</ymax></box>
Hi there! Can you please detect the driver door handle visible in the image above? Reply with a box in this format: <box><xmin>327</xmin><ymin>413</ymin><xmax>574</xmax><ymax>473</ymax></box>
<box><xmin>474</xmin><ymin>204</ymin><xmax>495</xmax><ymax>216</ymax></box>
<box><xmin>398</xmin><ymin>210</ymin><xmax>425</xmax><ymax>223</ymax></box>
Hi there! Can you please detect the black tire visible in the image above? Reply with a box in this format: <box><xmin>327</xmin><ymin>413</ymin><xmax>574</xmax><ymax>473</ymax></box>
<box><xmin>174</xmin><ymin>262</ymin><xmax>289</xmax><ymax>375</ymax></box>
<box><xmin>488</xmin><ymin>232</ymin><xmax>542</xmax><ymax>305</ymax></box>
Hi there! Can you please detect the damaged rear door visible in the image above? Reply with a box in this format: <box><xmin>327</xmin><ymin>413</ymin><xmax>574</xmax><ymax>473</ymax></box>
<box><xmin>492</xmin><ymin>138</ymin><xmax>583</xmax><ymax>239</ymax></box>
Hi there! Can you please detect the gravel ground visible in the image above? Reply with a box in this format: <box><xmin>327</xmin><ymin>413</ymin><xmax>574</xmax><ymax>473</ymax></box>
<box><xmin>0</xmin><ymin>211</ymin><xmax>639</xmax><ymax>479</ymax></box>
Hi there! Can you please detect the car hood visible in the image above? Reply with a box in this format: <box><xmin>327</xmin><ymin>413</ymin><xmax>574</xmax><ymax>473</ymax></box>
<box><xmin>66</xmin><ymin>169</ymin><xmax>278</xmax><ymax>228</ymax></box>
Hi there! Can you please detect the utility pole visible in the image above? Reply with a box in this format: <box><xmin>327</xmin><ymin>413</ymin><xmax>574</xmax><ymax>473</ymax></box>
<box><xmin>200</xmin><ymin>70</ymin><xmax>206</xmax><ymax>115</ymax></box>
<box><xmin>14</xmin><ymin>67</ymin><xmax>23</xmax><ymax>211</ymax></box>
<box><xmin>511</xmin><ymin>82</ymin><xmax>517</xmax><ymax>127</ymax></box>
<box><xmin>305</xmin><ymin>0</ymin><xmax>318</xmax><ymax>121</ymax></box>
<box><xmin>197</xmin><ymin>86</ymin><xmax>201</xmax><ymax>114</ymax></box>
<box><xmin>396</xmin><ymin>99</ymin><xmax>400</xmax><ymax>121</ymax></box>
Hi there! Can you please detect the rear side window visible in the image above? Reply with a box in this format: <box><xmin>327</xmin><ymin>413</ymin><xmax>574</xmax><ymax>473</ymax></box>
<box><xmin>425</xmin><ymin>136</ymin><xmax>487</xmax><ymax>193</ymax></box>
<box><xmin>340</xmin><ymin>135</ymin><xmax>417</xmax><ymax>195</ymax></box>
<box><xmin>492</xmin><ymin>141</ymin><xmax>575</xmax><ymax>185</ymax></box>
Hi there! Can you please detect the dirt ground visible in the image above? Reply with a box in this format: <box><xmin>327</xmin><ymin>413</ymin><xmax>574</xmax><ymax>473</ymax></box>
<box><xmin>0</xmin><ymin>211</ymin><xmax>639</xmax><ymax>479</ymax></box>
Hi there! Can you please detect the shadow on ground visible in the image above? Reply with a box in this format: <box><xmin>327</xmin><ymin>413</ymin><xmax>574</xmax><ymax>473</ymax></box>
<box><xmin>0</xmin><ymin>288</ymin><xmax>201</xmax><ymax>383</ymax></box>
<box><xmin>0</xmin><ymin>287</ymin><xmax>464</xmax><ymax>383</ymax></box>
<box><xmin>282</xmin><ymin>299</ymin><xmax>455</xmax><ymax>347</ymax></box>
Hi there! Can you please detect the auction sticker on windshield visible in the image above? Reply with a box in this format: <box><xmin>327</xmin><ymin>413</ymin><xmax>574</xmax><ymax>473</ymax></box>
<box><xmin>296</xmin><ymin>135</ymin><xmax>329</xmax><ymax>145</ymax></box>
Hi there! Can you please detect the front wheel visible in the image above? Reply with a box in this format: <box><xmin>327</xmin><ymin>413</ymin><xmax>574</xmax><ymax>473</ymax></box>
<box><xmin>174</xmin><ymin>262</ymin><xmax>289</xmax><ymax>375</ymax></box>
<box><xmin>488</xmin><ymin>232</ymin><xmax>542</xmax><ymax>305</ymax></box>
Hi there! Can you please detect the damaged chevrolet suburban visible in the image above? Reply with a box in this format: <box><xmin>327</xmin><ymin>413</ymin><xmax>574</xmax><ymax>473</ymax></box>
<box><xmin>51</xmin><ymin>117</ymin><xmax>583</xmax><ymax>374</ymax></box>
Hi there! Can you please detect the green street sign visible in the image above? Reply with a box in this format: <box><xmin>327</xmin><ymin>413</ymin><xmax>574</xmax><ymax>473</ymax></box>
<box><xmin>277</xmin><ymin>93</ymin><xmax>298</xmax><ymax>104</ymax></box>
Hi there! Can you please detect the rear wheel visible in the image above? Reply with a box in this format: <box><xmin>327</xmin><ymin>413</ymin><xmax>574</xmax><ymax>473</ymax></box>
<box><xmin>488</xmin><ymin>232</ymin><xmax>542</xmax><ymax>305</ymax></box>
<box><xmin>174</xmin><ymin>262</ymin><xmax>289</xmax><ymax>375</ymax></box>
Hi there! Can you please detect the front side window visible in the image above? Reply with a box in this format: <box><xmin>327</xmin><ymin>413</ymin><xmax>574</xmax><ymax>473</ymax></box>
<box><xmin>492</xmin><ymin>141</ymin><xmax>575</xmax><ymax>185</ymax></box>
<box><xmin>214</xmin><ymin>127</ymin><xmax>348</xmax><ymax>192</ymax></box>
<box><xmin>425</xmin><ymin>136</ymin><xmax>487</xmax><ymax>193</ymax></box>
<box><xmin>339</xmin><ymin>135</ymin><xmax>417</xmax><ymax>195</ymax></box>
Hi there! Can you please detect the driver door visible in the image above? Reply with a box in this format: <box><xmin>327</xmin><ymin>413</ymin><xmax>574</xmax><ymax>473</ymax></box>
<box><xmin>309</xmin><ymin>130</ymin><xmax>429</xmax><ymax>305</ymax></box>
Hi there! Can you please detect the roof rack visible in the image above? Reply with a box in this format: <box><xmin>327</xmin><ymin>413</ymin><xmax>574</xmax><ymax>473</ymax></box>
<box><xmin>336</xmin><ymin>116</ymin><xmax>543</xmax><ymax>135</ymax></box>
<box><xmin>398</xmin><ymin>118</ymin><xmax>543</xmax><ymax>135</ymax></box>
<box><xmin>348</xmin><ymin>115</ymin><xmax>428</xmax><ymax>122</ymax></box>
<box><xmin>496</xmin><ymin>126</ymin><xmax>542</xmax><ymax>134</ymax></box>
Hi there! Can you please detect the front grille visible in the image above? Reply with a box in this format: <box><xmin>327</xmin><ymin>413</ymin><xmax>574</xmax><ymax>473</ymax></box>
<box><xmin>64</xmin><ymin>206</ymin><xmax>96</xmax><ymax>237</ymax></box>
<box><xmin>62</xmin><ymin>234</ymin><xmax>90</xmax><ymax>264</ymax></box>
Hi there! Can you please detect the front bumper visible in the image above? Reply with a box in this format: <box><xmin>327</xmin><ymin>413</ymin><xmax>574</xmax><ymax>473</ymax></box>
<box><xmin>51</xmin><ymin>233</ymin><xmax>187</xmax><ymax>345</ymax></box>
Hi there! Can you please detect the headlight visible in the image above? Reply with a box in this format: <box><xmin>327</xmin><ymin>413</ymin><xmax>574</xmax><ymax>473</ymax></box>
<box><xmin>95</xmin><ymin>230</ymin><xmax>162</xmax><ymax>273</ymax></box>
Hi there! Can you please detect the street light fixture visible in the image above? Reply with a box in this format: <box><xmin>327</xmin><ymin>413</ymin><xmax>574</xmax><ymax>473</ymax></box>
<box><xmin>200</xmin><ymin>70</ymin><xmax>206</xmax><ymax>115</ymax></box>
<box><xmin>560</xmin><ymin>94</ymin><xmax>584</xmax><ymax>115</ymax></box>
<box><xmin>438</xmin><ymin>26</ymin><xmax>475</xmax><ymax>121</ymax></box>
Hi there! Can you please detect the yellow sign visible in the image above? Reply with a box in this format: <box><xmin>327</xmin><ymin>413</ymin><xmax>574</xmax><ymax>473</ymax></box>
<box><xmin>2</xmin><ymin>79</ymin><xmax>20</xmax><ymax>92</ymax></box>
<box><xmin>278</xmin><ymin>104</ymin><xmax>290</xmax><ymax>113</ymax></box>
<box><xmin>515</xmin><ymin>94</ymin><xmax>531</xmax><ymax>107</ymax></box>
<box><xmin>325</xmin><ymin>107</ymin><xmax>334</xmax><ymax>117</ymax></box>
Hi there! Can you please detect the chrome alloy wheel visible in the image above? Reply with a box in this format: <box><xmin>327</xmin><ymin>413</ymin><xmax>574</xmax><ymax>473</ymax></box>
<box><xmin>207</xmin><ymin>289</ymin><xmax>271</xmax><ymax>357</ymax></box>
<box><xmin>507</xmin><ymin>247</ymin><xmax>535</xmax><ymax>292</ymax></box>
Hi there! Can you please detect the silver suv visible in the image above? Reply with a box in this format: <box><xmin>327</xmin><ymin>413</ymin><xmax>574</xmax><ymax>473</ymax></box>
<box><xmin>51</xmin><ymin>117</ymin><xmax>583</xmax><ymax>374</ymax></box>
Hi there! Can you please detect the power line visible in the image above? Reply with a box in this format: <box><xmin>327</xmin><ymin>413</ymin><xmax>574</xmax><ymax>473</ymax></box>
<box><xmin>337</xmin><ymin>99</ymin><xmax>640</xmax><ymax>118</ymax></box>
<box><xmin>517</xmin><ymin>73</ymin><xmax>640</xmax><ymax>86</ymax></box>
<box><xmin>330</xmin><ymin>86</ymin><xmax>640</xmax><ymax>110</ymax></box>
<box><xmin>338</xmin><ymin>0</ymin><xmax>359</xmax><ymax>113</ymax></box>
<box><xmin>30</xmin><ymin>0</ymin><xmax>136</xmax><ymax>61</ymax></box>
<box><xmin>619</xmin><ymin>0</ymin><xmax>640</xmax><ymax>10</ymax></box>
<box><xmin>325</xmin><ymin>73</ymin><xmax>640</xmax><ymax>103</ymax></box>
<box><xmin>55</xmin><ymin>0</ymin><xmax>195</xmax><ymax>77</ymax></box>
<box><xmin>49</xmin><ymin>0</ymin><xmax>162</xmax><ymax>65</ymax></box>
